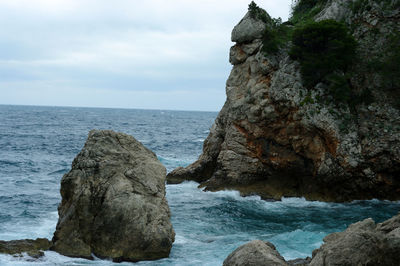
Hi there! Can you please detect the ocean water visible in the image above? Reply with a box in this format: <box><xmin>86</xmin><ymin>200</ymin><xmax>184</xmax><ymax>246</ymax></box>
<box><xmin>0</xmin><ymin>104</ymin><xmax>399</xmax><ymax>266</ymax></box>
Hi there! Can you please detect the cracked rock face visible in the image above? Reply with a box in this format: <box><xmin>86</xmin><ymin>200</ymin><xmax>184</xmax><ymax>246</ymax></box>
<box><xmin>167</xmin><ymin>1</ymin><xmax>400</xmax><ymax>202</ymax></box>
<box><xmin>51</xmin><ymin>130</ymin><xmax>175</xmax><ymax>262</ymax></box>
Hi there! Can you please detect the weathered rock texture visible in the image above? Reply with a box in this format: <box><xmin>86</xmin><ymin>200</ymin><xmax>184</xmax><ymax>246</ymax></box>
<box><xmin>223</xmin><ymin>240</ymin><xmax>288</xmax><ymax>266</ymax></box>
<box><xmin>224</xmin><ymin>213</ymin><xmax>400</xmax><ymax>266</ymax></box>
<box><xmin>310</xmin><ymin>213</ymin><xmax>400</xmax><ymax>265</ymax></box>
<box><xmin>167</xmin><ymin>0</ymin><xmax>400</xmax><ymax>202</ymax></box>
<box><xmin>231</xmin><ymin>12</ymin><xmax>268</xmax><ymax>44</ymax></box>
<box><xmin>51</xmin><ymin>130</ymin><xmax>175</xmax><ymax>262</ymax></box>
<box><xmin>0</xmin><ymin>238</ymin><xmax>51</xmax><ymax>259</ymax></box>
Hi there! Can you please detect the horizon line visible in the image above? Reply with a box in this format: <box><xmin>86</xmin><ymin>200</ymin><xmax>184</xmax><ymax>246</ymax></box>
<box><xmin>0</xmin><ymin>103</ymin><xmax>220</xmax><ymax>113</ymax></box>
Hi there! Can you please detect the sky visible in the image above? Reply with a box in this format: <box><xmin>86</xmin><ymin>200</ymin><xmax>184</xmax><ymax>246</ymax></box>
<box><xmin>0</xmin><ymin>0</ymin><xmax>292</xmax><ymax>111</ymax></box>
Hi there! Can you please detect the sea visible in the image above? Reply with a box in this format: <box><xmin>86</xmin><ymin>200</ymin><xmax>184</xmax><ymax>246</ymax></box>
<box><xmin>0</xmin><ymin>104</ymin><xmax>399</xmax><ymax>266</ymax></box>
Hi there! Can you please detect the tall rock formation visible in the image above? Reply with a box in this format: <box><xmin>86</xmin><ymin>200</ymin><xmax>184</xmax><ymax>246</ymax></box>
<box><xmin>51</xmin><ymin>130</ymin><xmax>175</xmax><ymax>262</ymax></box>
<box><xmin>167</xmin><ymin>0</ymin><xmax>400</xmax><ymax>202</ymax></box>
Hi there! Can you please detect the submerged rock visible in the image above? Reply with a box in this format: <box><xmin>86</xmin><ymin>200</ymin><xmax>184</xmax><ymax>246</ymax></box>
<box><xmin>0</xmin><ymin>238</ymin><xmax>51</xmax><ymax>258</ymax></box>
<box><xmin>51</xmin><ymin>130</ymin><xmax>175</xmax><ymax>262</ymax></box>
<box><xmin>167</xmin><ymin>0</ymin><xmax>400</xmax><ymax>202</ymax></box>
<box><xmin>223</xmin><ymin>240</ymin><xmax>288</xmax><ymax>266</ymax></box>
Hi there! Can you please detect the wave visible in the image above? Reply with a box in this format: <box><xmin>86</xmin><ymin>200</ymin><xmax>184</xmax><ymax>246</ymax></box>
<box><xmin>0</xmin><ymin>211</ymin><xmax>57</xmax><ymax>241</ymax></box>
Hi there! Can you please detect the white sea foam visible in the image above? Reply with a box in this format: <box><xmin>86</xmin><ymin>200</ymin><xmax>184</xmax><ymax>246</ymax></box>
<box><xmin>269</xmin><ymin>229</ymin><xmax>325</xmax><ymax>260</ymax></box>
<box><xmin>0</xmin><ymin>211</ymin><xmax>58</xmax><ymax>241</ymax></box>
<box><xmin>1</xmin><ymin>107</ymin><xmax>399</xmax><ymax>266</ymax></box>
<box><xmin>174</xmin><ymin>234</ymin><xmax>190</xmax><ymax>245</ymax></box>
<box><xmin>36</xmin><ymin>211</ymin><xmax>58</xmax><ymax>239</ymax></box>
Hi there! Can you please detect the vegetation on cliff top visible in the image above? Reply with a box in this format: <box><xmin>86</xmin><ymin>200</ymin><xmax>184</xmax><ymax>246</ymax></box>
<box><xmin>289</xmin><ymin>20</ymin><xmax>358</xmax><ymax>106</ymax></box>
<box><xmin>248</xmin><ymin>1</ymin><xmax>270</xmax><ymax>23</ymax></box>
<box><xmin>251</xmin><ymin>0</ymin><xmax>398</xmax><ymax>111</ymax></box>
<box><xmin>247</xmin><ymin>2</ymin><xmax>292</xmax><ymax>55</ymax></box>
<box><xmin>251</xmin><ymin>1</ymin><xmax>359</xmax><ymax>107</ymax></box>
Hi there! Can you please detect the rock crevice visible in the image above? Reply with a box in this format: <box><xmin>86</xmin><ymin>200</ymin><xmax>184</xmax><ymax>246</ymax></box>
<box><xmin>167</xmin><ymin>0</ymin><xmax>400</xmax><ymax>202</ymax></box>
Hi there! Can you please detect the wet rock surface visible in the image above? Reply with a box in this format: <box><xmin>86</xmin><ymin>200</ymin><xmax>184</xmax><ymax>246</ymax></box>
<box><xmin>0</xmin><ymin>238</ymin><xmax>51</xmax><ymax>259</ymax></box>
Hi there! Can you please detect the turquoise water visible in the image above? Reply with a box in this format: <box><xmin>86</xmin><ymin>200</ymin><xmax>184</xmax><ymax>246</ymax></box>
<box><xmin>0</xmin><ymin>105</ymin><xmax>399</xmax><ymax>265</ymax></box>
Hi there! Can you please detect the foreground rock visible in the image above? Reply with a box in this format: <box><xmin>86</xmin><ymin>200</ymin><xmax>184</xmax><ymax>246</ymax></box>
<box><xmin>51</xmin><ymin>130</ymin><xmax>175</xmax><ymax>262</ymax></box>
<box><xmin>224</xmin><ymin>213</ymin><xmax>400</xmax><ymax>265</ymax></box>
<box><xmin>167</xmin><ymin>0</ymin><xmax>400</xmax><ymax>202</ymax></box>
<box><xmin>0</xmin><ymin>238</ymin><xmax>51</xmax><ymax>258</ymax></box>
<box><xmin>310</xmin><ymin>213</ymin><xmax>400</xmax><ymax>265</ymax></box>
<box><xmin>223</xmin><ymin>240</ymin><xmax>288</xmax><ymax>266</ymax></box>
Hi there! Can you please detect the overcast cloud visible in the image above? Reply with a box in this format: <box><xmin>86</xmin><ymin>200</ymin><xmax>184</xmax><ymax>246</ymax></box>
<box><xmin>0</xmin><ymin>0</ymin><xmax>292</xmax><ymax>111</ymax></box>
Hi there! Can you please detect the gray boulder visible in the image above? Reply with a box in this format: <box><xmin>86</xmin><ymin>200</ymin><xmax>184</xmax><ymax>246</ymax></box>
<box><xmin>51</xmin><ymin>130</ymin><xmax>175</xmax><ymax>262</ymax></box>
<box><xmin>231</xmin><ymin>12</ymin><xmax>267</xmax><ymax>43</ymax></box>
<box><xmin>223</xmin><ymin>240</ymin><xmax>288</xmax><ymax>266</ymax></box>
<box><xmin>310</xmin><ymin>213</ymin><xmax>400</xmax><ymax>266</ymax></box>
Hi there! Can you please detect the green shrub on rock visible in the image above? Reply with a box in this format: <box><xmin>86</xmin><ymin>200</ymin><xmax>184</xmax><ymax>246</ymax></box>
<box><xmin>289</xmin><ymin>20</ymin><xmax>357</xmax><ymax>91</ymax></box>
<box><xmin>248</xmin><ymin>1</ymin><xmax>270</xmax><ymax>23</ymax></box>
<box><xmin>261</xmin><ymin>20</ymin><xmax>292</xmax><ymax>55</ymax></box>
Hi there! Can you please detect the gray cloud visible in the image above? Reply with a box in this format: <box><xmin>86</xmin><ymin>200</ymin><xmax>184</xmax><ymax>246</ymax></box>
<box><xmin>0</xmin><ymin>0</ymin><xmax>291</xmax><ymax>111</ymax></box>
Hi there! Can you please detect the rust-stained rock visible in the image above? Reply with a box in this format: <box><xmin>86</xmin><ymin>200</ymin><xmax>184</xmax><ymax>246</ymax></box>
<box><xmin>167</xmin><ymin>2</ymin><xmax>400</xmax><ymax>202</ymax></box>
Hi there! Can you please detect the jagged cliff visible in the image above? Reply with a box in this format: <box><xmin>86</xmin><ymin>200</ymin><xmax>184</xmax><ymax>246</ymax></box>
<box><xmin>167</xmin><ymin>0</ymin><xmax>400</xmax><ymax>202</ymax></box>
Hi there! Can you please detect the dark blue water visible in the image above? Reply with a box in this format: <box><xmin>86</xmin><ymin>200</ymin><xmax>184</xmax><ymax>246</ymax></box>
<box><xmin>0</xmin><ymin>105</ymin><xmax>399</xmax><ymax>265</ymax></box>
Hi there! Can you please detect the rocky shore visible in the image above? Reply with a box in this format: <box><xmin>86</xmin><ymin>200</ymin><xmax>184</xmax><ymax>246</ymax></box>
<box><xmin>167</xmin><ymin>0</ymin><xmax>400</xmax><ymax>202</ymax></box>
<box><xmin>224</xmin><ymin>212</ymin><xmax>400</xmax><ymax>266</ymax></box>
<box><xmin>0</xmin><ymin>238</ymin><xmax>51</xmax><ymax>259</ymax></box>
